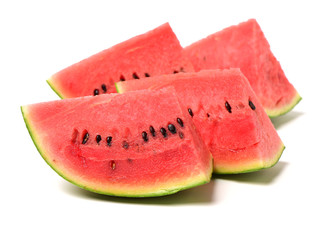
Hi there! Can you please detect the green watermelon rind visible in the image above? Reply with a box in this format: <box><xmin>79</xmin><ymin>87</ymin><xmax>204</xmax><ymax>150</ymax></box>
<box><xmin>213</xmin><ymin>143</ymin><xmax>285</xmax><ymax>174</ymax></box>
<box><xmin>46</xmin><ymin>78</ymin><xmax>64</xmax><ymax>99</ymax></box>
<box><xmin>267</xmin><ymin>93</ymin><xmax>302</xmax><ymax>118</ymax></box>
<box><xmin>115</xmin><ymin>82</ymin><xmax>122</xmax><ymax>93</ymax></box>
<box><xmin>21</xmin><ymin>106</ymin><xmax>211</xmax><ymax>198</ymax></box>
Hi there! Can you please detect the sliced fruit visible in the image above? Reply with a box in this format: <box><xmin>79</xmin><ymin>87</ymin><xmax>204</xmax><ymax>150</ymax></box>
<box><xmin>47</xmin><ymin>23</ymin><xmax>194</xmax><ymax>99</ymax></box>
<box><xmin>116</xmin><ymin>69</ymin><xmax>285</xmax><ymax>173</ymax></box>
<box><xmin>21</xmin><ymin>89</ymin><xmax>212</xmax><ymax>197</ymax></box>
<box><xmin>184</xmin><ymin>19</ymin><xmax>301</xmax><ymax>117</ymax></box>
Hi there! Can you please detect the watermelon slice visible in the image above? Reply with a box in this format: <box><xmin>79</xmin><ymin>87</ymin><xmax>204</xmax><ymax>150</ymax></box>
<box><xmin>116</xmin><ymin>69</ymin><xmax>285</xmax><ymax>174</ymax></box>
<box><xmin>184</xmin><ymin>19</ymin><xmax>301</xmax><ymax>117</ymax></box>
<box><xmin>47</xmin><ymin>23</ymin><xmax>194</xmax><ymax>99</ymax></box>
<box><xmin>21</xmin><ymin>89</ymin><xmax>212</xmax><ymax>197</ymax></box>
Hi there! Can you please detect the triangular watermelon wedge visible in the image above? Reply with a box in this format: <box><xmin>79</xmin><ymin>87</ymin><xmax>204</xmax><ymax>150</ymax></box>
<box><xmin>21</xmin><ymin>89</ymin><xmax>212</xmax><ymax>197</ymax></box>
<box><xmin>116</xmin><ymin>69</ymin><xmax>285</xmax><ymax>174</ymax></box>
<box><xmin>184</xmin><ymin>19</ymin><xmax>301</xmax><ymax>117</ymax></box>
<box><xmin>47</xmin><ymin>23</ymin><xmax>194</xmax><ymax>99</ymax></box>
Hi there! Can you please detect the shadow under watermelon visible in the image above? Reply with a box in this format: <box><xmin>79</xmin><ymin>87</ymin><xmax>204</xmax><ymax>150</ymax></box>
<box><xmin>271</xmin><ymin>111</ymin><xmax>304</xmax><ymax>130</ymax></box>
<box><xmin>60</xmin><ymin>179</ymin><xmax>217</xmax><ymax>205</ymax></box>
<box><xmin>212</xmin><ymin>161</ymin><xmax>288</xmax><ymax>185</ymax></box>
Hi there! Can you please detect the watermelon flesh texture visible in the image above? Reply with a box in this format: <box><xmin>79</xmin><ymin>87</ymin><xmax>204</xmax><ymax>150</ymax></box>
<box><xmin>184</xmin><ymin>19</ymin><xmax>301</xmax><ymax>117</ymax></box>
<box><xmin>21</xmin><ymin>89</ymin><xmax>212</xmax><ymax>197</ymax></box>
<box><xmin>47</xmin><ymin>23</ymin><xmax>194</xmax><ymax>99</ymax></box>
<box><xmin>116</xmin><ymin>69</ymin><xmax>285</xmax><ymax>174</ymax></box>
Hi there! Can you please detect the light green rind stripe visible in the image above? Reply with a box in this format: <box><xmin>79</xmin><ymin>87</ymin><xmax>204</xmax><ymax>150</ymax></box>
<box><xmin>68</xmin><ymin>176</ymin><xmax>211</xmax><ymax>198</ymax></box>
<box><xmin>267</xmin><ymin>93</ymin><xmax>302</xmax><ymax>118</ymax></box>
<box><xmin>114</xmin><ymin>82</ymin><xmax>122</xmax><ymax>93</ymax></box>
<box><xmin>213</xmin><ymin>143</ymin><xmax>285</xmax><ymax>174</ymax></box>
<box><xmin>46</xmin><ymin>78</ymin><xmax>64</xmax><ymax>99</ymax></box>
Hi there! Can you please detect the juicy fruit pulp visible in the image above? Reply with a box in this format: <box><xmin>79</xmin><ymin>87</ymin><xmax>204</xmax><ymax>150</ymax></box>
<box><xmin>47</xmin><ymin>23</ymin><xmax>194</xmax><ymax>99</ymax></box>
<box><xmin>116</xmin><ymin>69</ymin><xmax>285</xmax><ymax>174</ymax></box>
<box><xmin>21</xmin><ymin>89</ymin><xmax>212</xmax><ymax>197</ymax></box>
<box><xmin>184</xmin><ymin>19</ymin><xmax>301</xmax><ymax>117</ymax></box>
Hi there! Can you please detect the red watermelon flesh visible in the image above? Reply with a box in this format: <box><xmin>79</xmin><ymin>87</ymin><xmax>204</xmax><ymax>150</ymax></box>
<box><xmin>184</xmin><ymin>19</ymin><xmax>301</xmax><ymax>117</ymax></box>
<box><xmin>21</xmin><ymin>89</ymin><xmax>212</xmax><ymax>197</ymax></box>
<box><xmin>47</xmin><ymin>23</ymin><xmax>194</xmax><ymax>99</ymax></box>
<box><xmin>116</xmin><ymin>69</ymin><xmax>285</xmax><ymax>173</ymax></box>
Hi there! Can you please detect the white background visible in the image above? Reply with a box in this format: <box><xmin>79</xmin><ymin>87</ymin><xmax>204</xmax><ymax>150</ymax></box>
<box><xmin>1</xmin><ymin>0</ymin><xmax>328</xmax><ymax>239</ymax></box>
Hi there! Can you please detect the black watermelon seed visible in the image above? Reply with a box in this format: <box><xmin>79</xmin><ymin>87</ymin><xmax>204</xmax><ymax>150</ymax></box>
<box><xmin>149</xmin><ymin>126</ymin><xmax>155</xmax><ymax>137</ymax></box>
<box><xmin>93</xmin><ymin>89</ymin><xmax>99</xmax><ymax>96</ymax></box>
<box><xmin>127</xmin><ymin>158</ymin><xmax>133</xmax><ymax>163</ymax></box>
<box><xmin>101</xmin><ymin>84</ymin><xmax>107</xmax><ymax>93</ymax></box>
<box><xmin>106</xmin><ymin>136</ymin><xmax>112</xmax><ymax>146</ymax></box>
<box><xmin>82</xmin><ymin>132</ymin><xmax>89</xmax><ymax>144</ymax></box>
<box><xmin>225</xmin><ymin>101</ymin><xmax>232</xmax><ymax>113</ymax></box>
<box><xmin>120</xmin><ymin>75</ymin><xmax>125</xmax><ymax>81</ymax></box>
<box><xmin>122</xmin><ymin>141</ymin><xmax>129</xmax><ymax>149</ymax></box>
<box><xmin>249</xmin><ymin>100</ymin><xmax>256</xmax><ymax>110</ymax></box>
<box><xmin>132</xmin><ymin>72</ymin><xmax>139</xmax><ymax>79</ymax></box>
<box><xmin>110</xmin><ymin>160</ymin><xmax>116</xmax><ymax>170</ymax></box>
<box><xmin>207</xmin><ymin>113</ymin><xmax>210</xmax><ymax>117</ymax></box>
<box><xmin>173</xmin><ymin>70</ymin><xmax>179</xmax><ymax>74</ymax></box>
<box><xmin>168</xmin><ymin>124</ymin><xmax>176</xmax><ymax>134</ymax></box>
<box><xmin>188</xmin><ymin>108</ymin><xmax>194</xmax><ymax>117</ymax></box>
<box><xmin>142</xmin><ymin>131</ymin><xmax>148</xmax><ymax>142</ymax></box>
<box><xmin>96</xmin><ymin>135</ymin><xmax>102</xmax><ymax>144</ymax></box>
<box><xmin>144</xmin><ymin>73</ymin><xmax>150</xmax><ymax>77</ymax></box>
<box><xmin>160</xmin><ymin>128</ymin><xmax>167</xmax><ymax>138</ymax></box>
<box><xmin>179</xmin><ymin>132</ymin><xmax>184</xmax><ymax>139</ymax></box>
<box><xmin>176</xmin><ymin>118</ymin><xmax>184</xmax><ymax>127</ymax></box>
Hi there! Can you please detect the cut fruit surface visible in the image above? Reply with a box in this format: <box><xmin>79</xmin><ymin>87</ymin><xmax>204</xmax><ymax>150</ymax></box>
<box><xmin>21</xmin><ymin>89</ymin><xmax>212</xmax><ymax>197</ymax></box>
<box><xmin>116</xmin><ymin>69</ymin><xmax>284</xmax><ymax>174</ymax></box>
